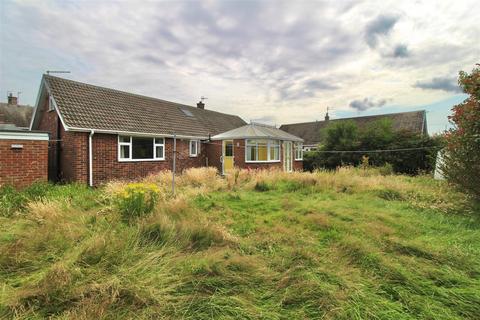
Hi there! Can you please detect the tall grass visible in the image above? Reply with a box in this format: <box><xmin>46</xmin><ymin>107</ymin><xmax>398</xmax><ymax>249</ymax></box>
<box><xmin>1</xmin><ymin>167</ymin><xmax>478</xmax><ymax>319</ymax></box>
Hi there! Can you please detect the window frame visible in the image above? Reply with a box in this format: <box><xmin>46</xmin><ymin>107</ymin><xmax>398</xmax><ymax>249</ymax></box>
<box><xmin>294</xmin><ymin>142</ymin><xmax>303</xmax><ymax>161</ymax></box>
<box><xmin>189</xmin><ymin>140</ymin><xmax>199</xmax><ymax>157</ymax></box>
<box><xmin>118</xmin><ymin>135</ymin><xmax>165</xmax><ymax>162</ymax></box>
<box><xmin>245</xmin><ymin>139</ymin><xmax>281</xmax><ymax>163</ymax></box>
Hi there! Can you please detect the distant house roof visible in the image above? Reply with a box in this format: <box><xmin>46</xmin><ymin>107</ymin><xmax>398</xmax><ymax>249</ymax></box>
<box><xmin>211</xmin><ymin>123</ymin><xmax>303</xmax><ymax>142</ymax></box>
<box><xmin>31</xmin><ymin>75</ymin><xmax>246</xmax><ymax>138</ymax></box>
<box><xmin>279</xmin><ymin>110</ymin><xmax>427</xmax><ymax>146</ymax></box>
<box><xmin>0</xmin><ymin>103</ymin><xmax>33</xmax><ymax>128</ymax></box>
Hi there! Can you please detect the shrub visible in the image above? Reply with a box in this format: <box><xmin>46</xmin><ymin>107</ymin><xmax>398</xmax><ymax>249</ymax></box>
<box><xmin>115</xmin><ymin>183</ymin><xmax>160</xmax><ymax>221</ymax></box>
<box><xmin>378</xmin><ymin>163</ymin><xmax>394</xmax><ymax>176</ymax></box>
<box><xmin>441</xmin><ymin>65</ymin><xmax>480</xmax><ymax>199</ymax></box>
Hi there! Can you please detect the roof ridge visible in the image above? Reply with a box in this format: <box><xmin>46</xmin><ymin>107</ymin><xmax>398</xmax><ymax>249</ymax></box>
<box><xmin>43</xmin><ymin>74</ymin><xmax>243</xmax><ymax>119</ymax></box>
<box><xmin>280</xmin><ymin>110</ymin><xmax>425</xmax><ymax>127</ymax></box>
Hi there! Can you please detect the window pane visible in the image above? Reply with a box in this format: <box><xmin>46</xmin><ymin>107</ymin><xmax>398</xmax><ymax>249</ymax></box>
<box><xmin>246</xmin><ymin>139</ymin><xmax>255</xmax><ymax>145</ymax></box>
<box><xmin>155</xmin><ymin>145</ymin><xmax>164</xmax><ymax>159</ymax></box>
<box><xmin>225</xmin><ymin>143</ymin><xmax>233</xmax><ymax>157</ymax></box>
<box><xmin>258</xmin><ymin>144</ymin><xmax>268</xmax><ymax>161</ymax></box>
<box><xmin>120</xmin><ymin>145</ymin><xmax>130</xmax><ymax>159</ymax></box>
<box><xmin>132</xmin><ymin>137</ymin><xmax>154</xmax><ymax>159</ymax></box>
<box><xmin>270</xmin><ymin>146</ymin><xmax>280</xmax><ymax>160</ymax></box>
<box><xmin>247</xmin><ymin>145</ymin><xmax>256</xmax><ymax>161</ymax></box>
<box><xmin>190</xmin><ymin>141</ymin><xmax>197</xmax><ymax>155</ymax></box>
<box><xmin>154</xmin><ymin>138</ymin><xmax>164</xmax><ymax>145</ymax></box>
<box><xmin>119</xmin><ymin>136</ymin><xmax>130</xmax><ymax>143</ymax></box>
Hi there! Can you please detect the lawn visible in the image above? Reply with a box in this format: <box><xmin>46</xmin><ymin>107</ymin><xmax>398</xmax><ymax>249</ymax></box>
<box><xmin>1</xmin><ymin>168</ymin><xmax>479</xmax><ymax>319</ymax></box>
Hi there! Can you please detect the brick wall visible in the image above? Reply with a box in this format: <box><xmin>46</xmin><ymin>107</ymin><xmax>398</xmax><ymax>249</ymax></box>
<box><xmin>91</xmin><ymin>134</ymin><xmax>207</xmax><ymax>185</ymax></box>
<box><xmin>36</xmin><ymin>94</ymin><xmax>88</xmax><ymax>183</ymax></box>
<box><xmin>0</xmin><ymin>139</ymin><xmax>48</xmax><ymax>188</ymax></box>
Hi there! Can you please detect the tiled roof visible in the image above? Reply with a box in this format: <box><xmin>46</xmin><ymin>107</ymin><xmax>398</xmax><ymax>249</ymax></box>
<box><xmin>0</xmin><ymin>103</ymin><xmax>33</xmax><ymax>128</ymax></box>
<box><xmin>44</xmin><ymin>75</ymin><xmax>246</xmax><ymax>137</ymax></box>
<box><xmin>280</xmin><ymin>111</ymin><xmax>427</xmax><ymax>145</ymax></box>
<box><xmin>211</xmin><ymin>123</ymin><xmax>303</xmax><ymax>142</ymax></box>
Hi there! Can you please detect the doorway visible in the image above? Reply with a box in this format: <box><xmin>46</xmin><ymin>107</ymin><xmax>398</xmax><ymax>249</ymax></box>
<box><xmin>222</xmin><ymin>140</ymin><xmax>234</xmax><ymax>174</ymax></box>
<box><xmin>283</xmin><ymin>141</ymin><xmax>293</xmax><ymax>172</ymax></box>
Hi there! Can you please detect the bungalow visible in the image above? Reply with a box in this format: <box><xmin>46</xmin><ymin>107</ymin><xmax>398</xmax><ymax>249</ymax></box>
<box><xmin>29</xmin><ymin>75</ymin><xmax>303</xmax><ymax>186</ymax></box>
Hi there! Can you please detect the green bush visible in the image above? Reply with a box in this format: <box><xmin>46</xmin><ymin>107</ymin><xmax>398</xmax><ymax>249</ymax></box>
<box><xmin>378</xmin><ymin>163</ymin><xmax>394</xmax><ymax>176</ymax></box>
<box><xmin>116</xmin><ymin>183</ymin><xmax>160</xmax><ymax>221</ymax></box>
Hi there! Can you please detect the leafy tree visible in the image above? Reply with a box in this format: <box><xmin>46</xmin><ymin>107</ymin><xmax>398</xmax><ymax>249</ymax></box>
<box><xmin>359</xmin><ymin>118</ymin><xmax>395</xmax><ymax>166</ymax></box>
<box><xmin>321</xmin><ymin>120</ymin><xmax>360</xmax><ymax>167</ymax></box>
<box><xmin>441</xmin><ymin>65</ymin><xmax>480</xmax><ymax>198</ymax></box>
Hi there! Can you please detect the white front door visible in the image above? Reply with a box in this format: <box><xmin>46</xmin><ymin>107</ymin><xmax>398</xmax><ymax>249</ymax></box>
<box><xmin>283</xmin><ymin>141</ymin><xmax>293</xmax><ymax>172</ymax></box>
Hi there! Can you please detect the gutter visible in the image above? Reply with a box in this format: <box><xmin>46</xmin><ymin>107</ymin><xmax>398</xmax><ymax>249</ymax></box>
<box><xmin>89</xmin><ymin>130</ymin><xmax>94</xmax><ymax>187</ymax></box>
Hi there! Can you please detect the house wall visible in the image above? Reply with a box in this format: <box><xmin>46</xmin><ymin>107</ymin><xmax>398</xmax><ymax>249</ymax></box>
<box><xmin>36</xmin><ymin>95</ymin><xmax>88</xmax><ymax>183</ymax></box>
<box><xmin>0</xmin><ymin>138</ymin><xmax>48</xmax><ymax>188</ymax></box>
<box><xmin>91</xmin><ymin>134</ymin><xmax>207</xmax><ymax>185</ymax></box>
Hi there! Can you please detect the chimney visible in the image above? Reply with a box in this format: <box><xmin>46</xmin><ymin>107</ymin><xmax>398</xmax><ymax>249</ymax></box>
<box><xmin>197</xmin><ymin>101</ymin><xmax>205</xmax><ymax>109</ymax></box>
<box><xmin>324</xmin><ymin>106</ymin><xmax>330</xmax><ymax>121</ymax></box>
<box><xmin>7</xmin><ymin>93</ymin><xmax>18</xmax><ymax>106</ymax></box>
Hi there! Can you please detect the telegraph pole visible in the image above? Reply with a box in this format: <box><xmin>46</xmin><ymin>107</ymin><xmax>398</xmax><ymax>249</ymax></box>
<box><xmin>172</xmin><ymin>133</ymin><xmax>177</xmax><ymax>196</ymax></box>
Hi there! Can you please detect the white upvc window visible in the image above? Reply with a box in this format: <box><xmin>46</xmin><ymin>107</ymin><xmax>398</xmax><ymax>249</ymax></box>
<box><xmin>245</xmin><ymin>139</ymin><xmax>281</xmax><ymax>163</ymax></box>
<box><xmin>118</xmin><ymin>135</ymin><xmax>165</xmax><ymax>161</ymax></box>
<box><xmin>189</xmin><ymin>140</ymin><xmax>199</xmax><ymax>157</ymax></box>
<box><xmin>294</xmin><ymin>142</ymin><xmax>303</xmax><ymax>160</ymax></box>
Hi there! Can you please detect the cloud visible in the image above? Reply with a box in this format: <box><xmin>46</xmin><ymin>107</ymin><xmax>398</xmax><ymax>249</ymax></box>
<box><xmin>0</xmin><ymin>0</ymin><xmax>478</xmax><ymax>129</ymax></box>
<box><xmin>365</xmin><ymin>14</ymin><xmax>399</xmax><ymax>48</ymax></box>
<box><xmin>392</xmin><ymin>44</ymin><xmax>409</xmax><ymax>58</ymax></box>
<box><xmin>349</xmin><ymin>98</ymin><xmax>387</xmax><ymax>111</ymax></box>
<box><xmin>414</xmin><ymin>77</ymin><xmax>462</xmax><ymax>93</ymax></box>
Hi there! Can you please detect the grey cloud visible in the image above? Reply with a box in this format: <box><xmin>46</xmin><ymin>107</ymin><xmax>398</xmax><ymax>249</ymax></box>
<box><xmin>278</xmin><ymin>78</ymin><xmax>339</xmax><ymax>101</ymax></box>
<box><xmin>365</xmin><ymin>15</ymin><xmax>399</xmax><ymax>48</ymax></box>
<box><xmin>349</xmin><ymin>98</ymin><xmax>387</xmax><ymax>111</ymax></box>
<box><xmin>392</xmin><ymin>44</ymin><xmax>409</xmax><ymax>58</ymax></box>
<box><xmin>414</xmin><ymin>77</ymin><xmax>462</xmax><ymax>93</ymax></box>
<box><xmin>140</xmin><ymin>54</ymin><xmax>166</xmax><ymax>66</ymax></box>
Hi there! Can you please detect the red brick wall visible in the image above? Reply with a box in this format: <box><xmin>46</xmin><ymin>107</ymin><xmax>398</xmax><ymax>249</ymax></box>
<box><xmin>91</xmin><ymin>134</ymin><xmax>207</xmax><ymax>185</ymax></box>
<box><xmin>36</xmin><ymin>94</ymin><xmax>89</xmax><ymax>184</ymax></box>
<box><xmin>205</xmin><ymin>141</ymin><xmax>223</xmax><ymax>172</ymax></box>
<box><xmin>0</xmin><ymin>139</ymin><xmax>48</xmax><ymax>188</ymax></box>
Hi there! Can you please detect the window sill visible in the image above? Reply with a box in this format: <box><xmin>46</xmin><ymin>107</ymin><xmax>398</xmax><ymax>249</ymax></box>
<box><xmin>245</xmin><ymin>160</ymin><xmax>281</xmax><ymax>164</ymax></box>
<box><xmin>295</xmin><ymin>159</ymin><xmax>303</xmax><ymax>161</ymax></box>
<box><xmin>189</xmin><ymin>155</ymin><xmax>198</xmax><ymax>158</ymax></box>
<box><xmin>118</xmin><ymin>158</ymin><xmax>165</xmax><ymax>162</ymax></box>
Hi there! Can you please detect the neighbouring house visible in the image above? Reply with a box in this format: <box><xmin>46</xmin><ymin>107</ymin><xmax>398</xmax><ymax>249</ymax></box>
<box><xmin>0</xmin><ymin>130</ymin><xmax>49</xmax><ymax>188</ymax></box>
<box><xmin>29</xmin><ymin>75</ymin><xmax>303</xmax><ymax>186</ymax></box>
<box><xmin>280</xmin><ymin>110</ymin><xmax>428</xmax><ymax>151</ymax></box>
<box><xmin>209</xmin><ymin>123</ymin><xmax>304</xmax><ymax>174</ymax></box>
<box><xmin>0</xmin><ymin>93</ymin><xmax>34</xmax><ymax>130</ymax></box>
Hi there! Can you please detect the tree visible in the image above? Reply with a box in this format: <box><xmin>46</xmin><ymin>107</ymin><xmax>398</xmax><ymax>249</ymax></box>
<box><xmin>441</xmin><ymin>65</ymin><xmax>480</xmax><ymax>198</ymax></box>
<box><xmin>322</xmin><ymin>120</ymin><xmax>360</xmax><ymax>168</ymax></box>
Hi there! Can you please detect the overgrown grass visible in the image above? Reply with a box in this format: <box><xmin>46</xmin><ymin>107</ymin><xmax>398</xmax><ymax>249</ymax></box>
<box><xmin>0</xmin><ymin>167</ymin><xmax>479</xmax><ymax>319</ymax></box>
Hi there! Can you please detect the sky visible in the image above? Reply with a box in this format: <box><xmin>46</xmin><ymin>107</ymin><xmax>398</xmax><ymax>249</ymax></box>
<box><xmin>0</xmin><ymin>0</ymin><xmax>478</xmax><ymax>134</ymax></box>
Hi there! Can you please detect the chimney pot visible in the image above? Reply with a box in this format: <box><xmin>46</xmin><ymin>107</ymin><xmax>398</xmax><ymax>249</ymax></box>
<box><xmin>197</xmin><ymin>101</ymin><xmax>205</xmax><ymax>109</ymax></box>
<box><xmin>7</xmin><ymin>93</ymin><xmax>18</xmax><ymax>106</ymax></box>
